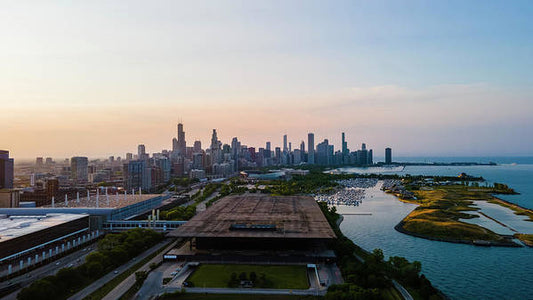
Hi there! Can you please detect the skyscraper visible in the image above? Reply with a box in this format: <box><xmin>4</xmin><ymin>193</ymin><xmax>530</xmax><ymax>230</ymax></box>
<box><xmin>300</xmin><ymin>141</ymin><xmax>305</xmax><ymax>162</ymax></box>
<box><xmin>177</xmin><ymin>123</ymin><xmax>186</xmax><ymax>155</ymax></box>
<box><xmin>283</xmin><ymin>134</ymin><xmax>288</xmax><ymax>153</ymax></box>
<box><xmin>71</xmin><ymin>156</ymin><xmax>88</xmax><ymax>183</ymax></box>
<box><xmin>307</xmin><ymin>133</ymin><xmax>315</xmax><ymax>164</ymax></box>
<box><xmin>193</xmin><ymin>141</ymin><xmax>202</xmax><ymax>153</ymax></box>
<box><xmin>385</xmin><ymin>147</ymin><xmax>392</xmax><ymax>164</ymax></box>
<box><xmin>316</xmin><ymin>139</ymin><xmax>329</xmax><ymax>165</ymax></box>
<box><xmin>342</xmin><ymin>132</ymin><xmax>348</xmax><ymax>157</ymax></box>
<box><xmin>0</xmin><ymin>150</ymin><xmax>14</xmax><ymax>189</ymax></box>
<box><xmin>138</xmin><ymin>144</ymin><xmax>148</xmax><ymax>160</ymax></box>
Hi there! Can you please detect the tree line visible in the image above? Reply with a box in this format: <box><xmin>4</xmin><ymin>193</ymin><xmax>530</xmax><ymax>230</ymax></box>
<box><xmin>17</xmin><ymin>228</ymin><xmax>163</xmax><ymax>300</ymax></box>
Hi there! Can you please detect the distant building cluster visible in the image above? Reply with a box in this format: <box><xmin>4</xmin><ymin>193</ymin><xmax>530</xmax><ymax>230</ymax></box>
<box><xmin>2</xmin><ymin>123</ymin><xmax>394</xmax><ymax>204</ymax></box>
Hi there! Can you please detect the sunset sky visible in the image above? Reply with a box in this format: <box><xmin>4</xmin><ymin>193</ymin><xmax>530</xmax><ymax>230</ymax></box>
<box><xmin>2</xmin><ymin>1</ymin><xmax>532</xmax><ymax>160</ymax></box>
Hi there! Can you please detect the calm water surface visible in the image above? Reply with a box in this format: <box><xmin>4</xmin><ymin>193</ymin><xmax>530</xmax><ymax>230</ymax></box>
<box><xmin>336</xmin><ymin>159</ymin><xmax>533</xmax><ymax>300</ymax></box>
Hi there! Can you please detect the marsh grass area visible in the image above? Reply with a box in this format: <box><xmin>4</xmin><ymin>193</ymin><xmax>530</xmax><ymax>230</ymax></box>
<box><xmin>186</xmin><ymin>264</ymin><xmax>310</xmax><ymax>289</ymax></box>
<box><xmin>397</xmin><ymin>185</ymin><xmax>530</xmax><ymax>244</ymax></box>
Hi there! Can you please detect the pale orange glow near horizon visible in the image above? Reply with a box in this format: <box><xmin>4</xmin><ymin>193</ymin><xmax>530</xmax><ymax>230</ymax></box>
<box><xmin>3</xmin><ymin>84</ymin><xmax>532</xmax><ymax>160</ymax></box>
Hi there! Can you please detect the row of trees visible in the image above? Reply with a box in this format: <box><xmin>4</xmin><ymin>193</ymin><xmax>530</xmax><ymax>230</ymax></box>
<box><xmin>159</xmin><ymin>205</ymin><xmax>196</xmax><ymax>221</ymax></box>
<box><xmin>18</xmin><ymin>228</ymin><xmax>163</xmax><ymax>300</ymax></box>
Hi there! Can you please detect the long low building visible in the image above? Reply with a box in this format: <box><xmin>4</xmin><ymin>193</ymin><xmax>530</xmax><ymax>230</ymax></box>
<box><xmin>169</xmin><ymin>194</ymin><xmax>336</xmax><ymax>250</ymax></box>
<box><xmin>0</xmin><ymin>213</ymin><xmax>97</xmax><ymax>277</ymax></box>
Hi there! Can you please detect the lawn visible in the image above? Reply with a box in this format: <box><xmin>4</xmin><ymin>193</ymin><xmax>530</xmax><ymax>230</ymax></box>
<box><xmin>186</xmin><ymin>264</ymin><xmax>309</xmax><ymax>289</ymax></box>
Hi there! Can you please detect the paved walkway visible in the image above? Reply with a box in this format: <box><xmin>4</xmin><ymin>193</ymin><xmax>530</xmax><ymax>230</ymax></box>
<box><xmin>68</xmin><ymin>239</ymin><xmax>172</xmax><ymax>300</ymax></box>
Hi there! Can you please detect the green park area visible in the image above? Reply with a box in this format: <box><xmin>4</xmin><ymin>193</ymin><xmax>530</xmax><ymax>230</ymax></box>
<box><xmin>186</xmin><ymin>264</ymin><xmax>309</xmax><ymax>289</ymax></box>
<box><xmin>397</xmin><ymin>184</ymin><xmax>524</xmax><ymax>244</ymax></box>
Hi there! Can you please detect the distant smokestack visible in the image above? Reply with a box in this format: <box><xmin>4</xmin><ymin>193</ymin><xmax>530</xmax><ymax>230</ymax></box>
<box><xmin>51</xmin><ymin>196</ymin><xmax>55</xmax><ymax>208</ymax></box>
<box><xmin>76</xmin><ymin>192</ymin><xmax>80</xmax><ymax>203</ymax></box>
<box><xmin>65</xmin><ymin>194</ymin><xmax>68</xmax><ymax>207</ymax></box>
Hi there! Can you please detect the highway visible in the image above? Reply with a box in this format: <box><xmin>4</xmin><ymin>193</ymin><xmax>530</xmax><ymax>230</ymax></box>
<box><xmin>0</xmin><ymin>243</ymin><xmax>97</xmax><ymax>300</ymax></box>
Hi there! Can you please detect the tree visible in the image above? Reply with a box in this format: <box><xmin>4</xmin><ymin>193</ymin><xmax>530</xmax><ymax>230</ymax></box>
<box><xmin>85</xmin><ymin>261</ymin><xmax>104</xmax><ymax>278</ymax></box>
<box><xmin>249</xmin><ymin>272</ymin><xmax>257</xmax><ymax>283</ymax></box>
<box><xmin>239</xmin><ymin>272</ymin><xmax>247</xmax><ymax>281</ymax></box>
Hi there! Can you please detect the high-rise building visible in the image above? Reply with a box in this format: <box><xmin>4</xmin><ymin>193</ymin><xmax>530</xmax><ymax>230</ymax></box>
<box><xmin>36</xmin><ymin>157</ymin><xmax>43</xmax><ymax>166</ymax></box>
<box><xmin>266</xmin><ymin>142</ymin><xmax>271</xmax><ymax>151</ymax></box>
<box><xmin>124</xmin><ymin>160</ymin><xmax>151</xmax><ymax>191</ymax></box>
<box><xmin>385</xmin><ymin>147</ymin><xmax>392</xmax><ymax>164</ymax></box>
<box><xmin>342</xmin><ymin>132</ymin><xmax>349</xmax><ymax>157</ymax></box>
<box><xmin>300</xmin><ymin>141</ymin><xmax>305</xmax><ymax>162</ymax></box>
<box><xmin>126</xmin><ymin>153</ymin><xmax>133</xmax><ymax>161</ymax></box>
<box><xmin>210</xmin><ymin>129</ymin><xmax>220</xmax><ymax>150</ymax></box>
<box><xmin>0</xmin><ymin>150</ymin><xmax>14</xmax><ymax>189</ymax></box>
<box><xmin>283</xmin><ymin>135</ymin><xmax>288</xmax><ymax>153</ymax></box>
<box><xmin>70</xmin><ymin>156</ymin><xmax>88</xmax><ymax>183</ymax></box>
<box><xmin>193</xmin><ymin>141</ymin><xmax>202</xmax><ymax>153</ymax></box>
<box><xmin>177</xmin><ymin>123</ymin><xmax>186</xmax><ymax>155</ymax></box>
<box><xmin>316</xmin><ymin>139</ymin><xmax>329</xmax><ymax>165</ymax></box>
<box><xmin>138</xmin><ymin>144</ymin><xmax>148</xmax><ymax>161</ymax></box>
<box><xmin>45</xmin><ymin>157</ymin><xmax>53</xmax><ymax>165</ymax></box>
<box><xmin>307</xmin><ymin>133</ymin><xmax>315</xmax><ymax>164</ymax></box>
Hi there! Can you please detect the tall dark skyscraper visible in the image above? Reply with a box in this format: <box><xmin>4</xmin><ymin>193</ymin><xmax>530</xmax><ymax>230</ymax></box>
<box><xmin>0</xmin><ymin>150</ymin><xmax>14</xmax><ymax>189</ymax></box>
<box><xmin>210</xmin><ymin>129</ymin><xmax>220</xmax><ymax>150</ymax></box>
<box><xmin>385</xmin><ymin>147</ymin><xmax>392</xmax><ymax>164</ymax></box>
<box><xmin>342</xmin><ymin>132</ymin><xmax>348</xmax><ymax>156</ymax></box>
<box><xmin>283</xmin><ymin>134</ymin><xmax>288</xmax><ymax>153</ymax></box>
<box><xmin>307</xmin><ymin>133</ymin><xmax>315</xmax><ymax>164</ymax></box>
<box><xmin>177</xmin><ymin>123</ymin><xmax>186</xmax><ymax>155</ymax></box>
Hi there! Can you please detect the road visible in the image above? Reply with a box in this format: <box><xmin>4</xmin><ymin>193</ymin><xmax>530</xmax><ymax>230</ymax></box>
<box><xmin>135</xmin><ymin>269</ymin><xmax>163</xmax><ymax>300</ymax></box>
<box><xmin>101</xmin><ymin>240</ymin><xmax>177</xmax><ymax>300</ymax></box>
<box><xmin>68</xmin><ymin>239</ymin><xmax>172</xmax><ymax>300</ymax></box>
<box><xmin>1</xmin><ymin>244</ymin><xmax>97</xmax><ymax>300</ymax></box>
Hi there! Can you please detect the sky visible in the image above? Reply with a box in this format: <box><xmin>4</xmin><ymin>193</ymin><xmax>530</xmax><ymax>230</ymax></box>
<box><xmin>1</xmin><ymin>0</ymin><xmax>532</xmax><ymax>160</ymax></box>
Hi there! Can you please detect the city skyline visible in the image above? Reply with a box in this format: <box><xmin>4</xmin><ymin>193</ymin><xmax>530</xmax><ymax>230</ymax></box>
<box><xmin>2</xmin><ymin>1</ymin><xmax>533</xmax><ymax>159</ymax></box>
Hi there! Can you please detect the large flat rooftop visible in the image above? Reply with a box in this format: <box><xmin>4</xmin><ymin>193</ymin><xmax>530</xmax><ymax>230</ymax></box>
<box><xmin>169</xmin><ymin>194</ymin><xmax>336</xmax><ymax>239</ymax></box>
<box><xmin>43</xmin><ymin>194</ymin><xmax>161</xmax><ymax>209</ymax></box>
<box><xmin>0</xmin><ymin>213</ymin><xmax>88</xmax><ymax>243</ymax></box>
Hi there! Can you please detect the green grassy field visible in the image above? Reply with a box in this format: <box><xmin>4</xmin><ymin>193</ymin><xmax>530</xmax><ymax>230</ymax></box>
<box><xmin>187</xmin><ymin>264</ymin><xmax>309</xmax><ymax>289</ymax></box>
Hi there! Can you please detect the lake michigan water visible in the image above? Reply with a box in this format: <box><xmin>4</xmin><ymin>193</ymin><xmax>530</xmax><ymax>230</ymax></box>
<box><xmin>336</xmin><ymin>157</ymin><xmax>533</xmax><ymax>300</ymax></box>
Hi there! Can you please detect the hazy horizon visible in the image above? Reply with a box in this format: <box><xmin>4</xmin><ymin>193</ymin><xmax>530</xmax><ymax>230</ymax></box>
<box><xmin>2</xmin><ymin>1</ymin><xmax>532</xmax><ymax>159</ymax></box>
